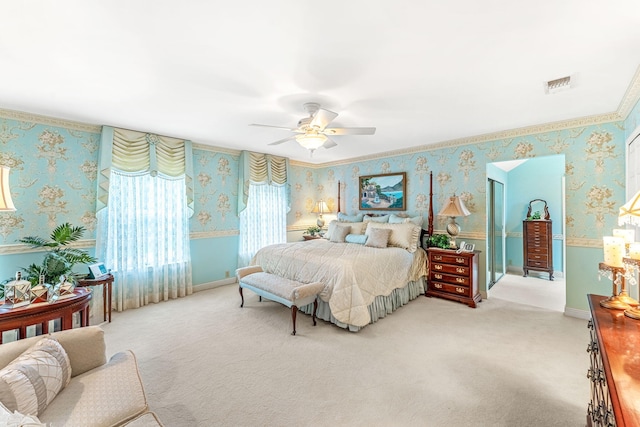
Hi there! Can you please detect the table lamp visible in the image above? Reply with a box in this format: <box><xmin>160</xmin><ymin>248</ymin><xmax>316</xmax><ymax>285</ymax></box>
<box><xmin>311</xmin><ymin>200</ymin><xmax>331</xmax><ymax>228</ymax></box>
<box><xmin>438</xmin><ymin>194</ymin><xmax>470</xmax><ymax>249</ymax></box>
<box><xmin>618</xmin><ymin>189</ymin><xmax>640</xmax><ymax>319</ymax></box>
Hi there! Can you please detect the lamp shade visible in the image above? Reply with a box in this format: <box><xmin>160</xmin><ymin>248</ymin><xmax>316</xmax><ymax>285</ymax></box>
<box><xmin>438</xmin><ymin>195</ymin><xmax>470</xmax><ymax>218</ymax></box>
<box><xmin>619</xmin><ymin>190</ymin><xmax>640</xmax><ymax>226</ymax></box>
<box><xmin>0</xmin><ymin>166</ymin><xmax>16</xmax><ymax>211</ymax></box>
<box><xmin>311</xmin><ymin>200</ymin><xmax>331</xmax><ymax>214</ymax></box>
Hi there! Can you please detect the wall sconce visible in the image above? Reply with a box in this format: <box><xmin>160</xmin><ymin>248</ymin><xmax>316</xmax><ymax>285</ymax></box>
<box><xmin>0</xmin><ymin>166</ymin><xmax>16</xmax><ymax>211</ymax></box>
<box><xmin>311</xmin><ymin>200</ymin><xmax>331</xmax><ymax>228</ymax></box>
<box><xmin>438</xmin><ymin>194</ymin><xmax>470</xmax><ymax>249</ymax></box>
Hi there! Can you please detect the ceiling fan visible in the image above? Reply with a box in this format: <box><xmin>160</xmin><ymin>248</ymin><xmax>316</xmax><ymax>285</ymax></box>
<box><xmin>250</xmin><ymin>102</ymin><xmax>376</xmax><ymax>153</ymax></box>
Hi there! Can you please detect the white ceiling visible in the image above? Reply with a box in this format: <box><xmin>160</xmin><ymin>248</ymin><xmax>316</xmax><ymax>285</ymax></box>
<box><xmin>2</xmin><ymin>1</ymin><xmax>640</xmax><ymax>164</ymax></box>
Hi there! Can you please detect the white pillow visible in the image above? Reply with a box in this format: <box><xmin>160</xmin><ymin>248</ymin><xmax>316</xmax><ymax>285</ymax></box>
<box><xmin>325</xmin><ymin>220</ymin><xmax>351</xmax><ymax>241</ymax></box>
<box><xmin>389</xmin><ymin>214</ymin><xmax>423</xmax><ymax>227</ymax></box>
<box><xmin>337</xmin><ymin>212</ymin><xmax>364</xmax><ymax>222</ymax></box>
<box><xmin>348</xmin><ymin>222</ymin><xmax>367</xmax><ymax>235</ymax></box>
<box><xmin>365</xmin><ymin>228</ymin><xmax>391</xmax><ymax>248</ymax></box>
<box><xmin>363</xmin><ymin>214</ymin><xmax>390</xmax><ymax>223</ymax></box>
<box><xmin>0</xmin><ymin>401</ymin><xmax>44</xmax><ymax>427</ymax></box>
<box><xmin>330</xmin><ymin>224</ymin><xmax>351</xmax><ymax>243</ymax></box>
<box><xmin>0</xmin><ymin>337</ymin><xmax>71</xmax><ymax>416</ymax></box>
<box><xmin>365</xmin><ymin>222</ymin><xmax>421</xmax><ymax>253</ymax></box>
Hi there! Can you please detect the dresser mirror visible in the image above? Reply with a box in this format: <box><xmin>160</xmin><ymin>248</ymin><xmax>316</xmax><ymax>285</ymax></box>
<box><xmin>525</xmin><ymin>199</ymin><xmax>550</xmax><ymax>220</ymax></box>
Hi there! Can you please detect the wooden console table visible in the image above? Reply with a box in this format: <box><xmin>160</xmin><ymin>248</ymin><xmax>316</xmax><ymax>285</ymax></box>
<box><xmin>76</xmin><ymin>274</ymin><xmax>114</xmax><ymax>322</ymax></box>
<box><xmin>0</xmin><ymin>288</ymin><xmax>92</xmax><ymax>344</ymax></box>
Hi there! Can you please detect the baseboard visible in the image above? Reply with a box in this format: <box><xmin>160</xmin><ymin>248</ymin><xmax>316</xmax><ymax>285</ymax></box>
<box><xmin>193</xmin><ymin>277</ymin><xmax>236</xmax><ymax>292</ymax></box>
<box><xmin>564</xmin><ymin>306</ymin><xmax>590</xmax><ymax>320</ymax></box>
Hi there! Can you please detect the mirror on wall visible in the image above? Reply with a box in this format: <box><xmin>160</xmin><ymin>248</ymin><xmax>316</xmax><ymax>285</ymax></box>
<box><xmin>526</xmin><ymin>199</ymin><xmax>550</xmax><ymax>220</ymax></box>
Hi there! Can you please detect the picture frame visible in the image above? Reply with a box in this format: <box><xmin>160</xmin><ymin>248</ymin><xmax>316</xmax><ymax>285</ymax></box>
<box><xmin>359</xmin><ymin>172</ymin><xmax>406</xmax><ymax>211</ymax></box>
<box><xmin>88</xmin><ymin>262</ymin><xmax>109</xmax><ymax>279</ymax></box>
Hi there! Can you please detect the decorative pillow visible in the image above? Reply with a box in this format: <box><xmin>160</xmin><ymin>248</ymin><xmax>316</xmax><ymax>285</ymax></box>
<box><xmin>348</xmin><ymin>222</ymin><xmax>367</xmax><ymax>235</ymax></box>
<box><xmin>330</xmin><ymin>224</ymin><xmax>351</xmax><ymax>243</ymax></box>
<box><xmin>325</xmin><ymin>220</ymin><xmax>351</xmax><ymax>241</ymax></box>
<box><xmin>337</xmin><ymin>212</ymin><xmax>364</xmax><ymax>222</ymax></box>
<box><xmin>363</xmin><ymin>214</ymin><xmax>390</xmax><ymax>223</ymax></box>
<box><xmin>345</xmin><ymin>234</ymin><xmax>368</xmax><ymax>245</ymax></box>
<box><xmin>389</xmin><ymin>214</ymin><xmax>423</xmax><ymax>227</ymax></box>
<box><xmin>365</xmin><ymin>228</ymin><xmax>391</xmax><ymax>248</ymax></box>
<box><xmin>366</xmin><ymin>222</ymin><xmax>421</xmax><ymax>253</ymax></box>
<box><xmin>0</xmin><ymin>337</ymin><xmax>71</xmax><ymax>416</ymax></box>
<box><xmin>0</xmin><ymin>401</ymin><xmax>45</xmax><ymax>427</ymax></box>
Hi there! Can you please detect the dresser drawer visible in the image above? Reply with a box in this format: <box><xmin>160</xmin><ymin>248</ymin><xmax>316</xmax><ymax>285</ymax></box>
<box><xmin>430</xmin><ymin>271</ymin><xmax>470</xmax><ymax>286</ymax></box>
<box><xmin>527</xmin><ymin>254</ymin><xmax>548</xmax><ymax>264</ymax></box>
<box><xmin>527</xmin><ymin>259</ymin><xmax>549</xmax><ymax>269</ymax></box>
<box><xmin>527</xmin><ymin>246</ymin><xmax>548</xmax><ymax>255</ymax></box>
<box><xmin>429</xmin><ymin>281</ymin><xmax>469</xmax><ymax>297</ymax></box>
<box><xmin>431</xmin><ymin>263</ymin><xmax>469</xmax><ymax>276</ymax></box>
<box><xmin>429</xmin><ymin>253</ymin><xmax>470</xmax><ymax>267</ymax></box>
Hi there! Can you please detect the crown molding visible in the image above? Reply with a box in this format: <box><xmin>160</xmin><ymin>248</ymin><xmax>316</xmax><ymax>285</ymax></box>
<box><xmin>0</xmin><ymin>239</ymin><xmax>96</xmax><ymax>255</ymax></box>
<box><xmin>0</xmin><ymin>108</ymin><xmax>102</xmax><ymax>133</ymax></box>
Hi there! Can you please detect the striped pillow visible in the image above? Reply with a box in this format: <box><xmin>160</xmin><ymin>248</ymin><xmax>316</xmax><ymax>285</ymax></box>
<box><xmin>0</xmin><ymin>337</ymin><xmax>71</xmax><ymax>416</ymax></box>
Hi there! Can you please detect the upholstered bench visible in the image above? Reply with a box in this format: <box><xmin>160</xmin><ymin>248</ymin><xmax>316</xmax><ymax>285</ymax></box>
<box><xmin>235</xmin><ymin>266</ymin><xmax>324</xmax><ymax>335</ymax></box>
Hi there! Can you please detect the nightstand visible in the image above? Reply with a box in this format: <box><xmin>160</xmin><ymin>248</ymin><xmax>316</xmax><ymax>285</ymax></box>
<box><xmin>425</xmin><ymin>248</ymin><xmax>481</xmax><ymax>308</ymax></box>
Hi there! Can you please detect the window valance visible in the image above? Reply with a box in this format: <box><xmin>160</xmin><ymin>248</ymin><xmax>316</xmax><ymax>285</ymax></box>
<box><xmin>237</xmin><ymin>151</ymin><xmax>290</xmax><ymax>214</ymax></box>
<box><xmin>97</xmin><ymin>126</ymin><xmax>194</xmax><ymax>215</ymax></box>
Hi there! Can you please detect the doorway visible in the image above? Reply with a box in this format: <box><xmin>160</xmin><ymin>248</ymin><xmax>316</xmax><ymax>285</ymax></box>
<box><xmin>488</xmin><ymin>178</ymin><xmax>505</xmax><ymax>289</ymax></box>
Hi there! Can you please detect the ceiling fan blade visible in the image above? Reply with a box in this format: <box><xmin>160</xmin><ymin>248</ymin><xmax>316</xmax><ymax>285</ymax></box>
<box><xmin>250</xmin><ymin>124</ymin><xmax>299</xmax><ymax>132</ymax></box>
<box><xmin>268</xmin><ymin>135</ymin><xmax>297</xmax><ymax>146</ymax></box>
<box><xmin>323</xmin><ymin>127</ymin><xmax>376</xmax><ymax>136</ymax></box>
<box><xmin>322</xmin><ymin>138</ymin><xmax>338</xmax><ymax>149</ymax></box>
<box><xmin>309</xmin><ymin>108</ymin><xmax>338</xmax><ymax>131</ymax></box>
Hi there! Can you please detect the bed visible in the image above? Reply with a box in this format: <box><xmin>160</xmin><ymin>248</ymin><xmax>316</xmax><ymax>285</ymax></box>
<box><xmin>251</xmin><ymin>173</ymin><xmax>434</xmax><ymax>331</ymax></box>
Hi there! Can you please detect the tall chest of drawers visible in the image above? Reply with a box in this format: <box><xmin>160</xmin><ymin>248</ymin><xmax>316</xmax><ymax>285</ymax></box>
<box><xmin>522</xmin><ymin>219</ymin><xmax>554</xmax><ymax>280</ymax></box>
<box><xmin>426</xmin><ymin>248</ymin><xmax>480</xmax><ymax>308</ymax></box>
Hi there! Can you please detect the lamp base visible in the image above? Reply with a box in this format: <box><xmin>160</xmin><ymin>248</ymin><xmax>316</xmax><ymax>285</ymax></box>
<box><xmin>446</xmin><ymin>217</ymin><xmax>460</xmax><ymax>249</ymax></box>
<box><xmin>317</xmin><ymin>216</ymin><xmax>325</xmax><ymax>228</ymax></box>
<box><xmin>624</xmin><ymin>306</ymin><xmax>640</xmax><ymax>319</ymax></box>
<box><xmin>600</xmin><ymin>295</ymin><xmax>632</xmax><ymax>310</ymax></box>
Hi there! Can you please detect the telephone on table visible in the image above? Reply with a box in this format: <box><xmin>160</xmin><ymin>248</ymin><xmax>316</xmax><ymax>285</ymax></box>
<box><xmin>456</xmin><ymin>241</ymin><xmax>475</xmax><ymax>253</ymax></box>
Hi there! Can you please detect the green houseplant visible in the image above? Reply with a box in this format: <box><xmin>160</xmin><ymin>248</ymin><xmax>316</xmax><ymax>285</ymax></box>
<box><xmin>306</xmin><ymin>225</ymin><xmax>322</xmax><ymax>236</ymax></box>
<box><xmin>18</xmin><ymin>223</ymin><xmax>97</xmax><ymax>286</ymax></box>
<box><xmin>428</xmin><ymin>234</ymin><xmax>450</xmax><ymax>249</ymax></box>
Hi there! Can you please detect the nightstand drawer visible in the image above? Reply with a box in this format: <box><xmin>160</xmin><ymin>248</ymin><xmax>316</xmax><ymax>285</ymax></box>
<box><xmin>429</xmin><ymin>281</ymin><xmax>469</xmax><ymax>296</ymax></box>
<box><xmin>431</xmin><ymin>263</ymin><xmax>469</xmax><ymax>276</ymax></box>
<box><xmin>430</xmin><ymin>271</ymin><xmax>469</xmax><ymax>286</ymax></box>
<box><xmin>429</xmin><ymin>253</ymin><xmax>470</xmax><ymax>267</ymax></box>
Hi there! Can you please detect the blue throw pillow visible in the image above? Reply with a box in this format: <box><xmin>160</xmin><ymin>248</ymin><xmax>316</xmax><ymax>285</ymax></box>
<box><xmin>345</xmin><ymin>234</ymin><xmax>368</xmax><ymax>245</ymax></box>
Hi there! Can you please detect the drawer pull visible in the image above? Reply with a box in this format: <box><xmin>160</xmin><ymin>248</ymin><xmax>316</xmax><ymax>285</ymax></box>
<box><xmin>455</xmin><ymin>257</ymin><xmax>465</xmax><ymax>264</ymax></box>
<box><xmin>433</xmin><ymin>255</ymin><xmax>442</xmax><ymax>261</ymax></box>
<box><xmin>434</xmin><ymin>265</ymin><xmax>443</xmax><ymax>270</ymax></box>
<box><xmin>455</xmin><ymin>287</ymin><xmax>465</xmax><ymax>294</ymax></box>
<box><xmin>434</xmin><ymin>283</ymin><xmax>443</xmax><ymax>289</ymax></box>
<box><xmin>435</xmin><ymin>274</ymin><xmax>443</xmax><ymax>279</ymax></box>
<box><xmin>456</xmin><ymin>278</ymin><xmax>465</xmax><ymax>283</ymax></box>
<box><xmin>456</xmin><ymin>267</ymin><xmax>465</xmax><ymax>274</ymax></box>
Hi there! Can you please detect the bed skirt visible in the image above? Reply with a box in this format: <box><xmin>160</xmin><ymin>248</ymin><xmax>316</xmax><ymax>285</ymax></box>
<box><xmin>299</xmin><ymin>277</ymin><xmax>426</xmax><ymax>332</ymax></box>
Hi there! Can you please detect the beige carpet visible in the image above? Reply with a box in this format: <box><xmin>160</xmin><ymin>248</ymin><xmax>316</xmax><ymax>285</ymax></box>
<box><xmin>489</xmin><ymin>273</ymin><xmax>566</xmax><ymax>312</ymax></box>
<box><xmin>101</xmin><ymin>284</ymin><xmax>589</xmax><ymax>427</ymax></box>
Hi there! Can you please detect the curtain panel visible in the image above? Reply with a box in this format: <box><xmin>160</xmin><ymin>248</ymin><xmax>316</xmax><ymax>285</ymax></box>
<box><xmin>237</xmin><ymin>151</ymin><xmax>291</xmax><ymax>214</ymax></box>
<box><xmin>97</xmin><ymin>126</ymin><xmax>194</xmax><ymax>215</ymax></box>
<box><xmin>96</xmin><ymin>126</ymin><xmax>194</xmax><ymax>312</ymax></box>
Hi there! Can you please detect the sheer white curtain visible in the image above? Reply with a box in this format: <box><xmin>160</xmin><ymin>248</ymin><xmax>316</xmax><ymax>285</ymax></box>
<box><xmin>238</xmin><ymin>183</ymin><xmax>288</xmax><ymax>267</ymax></box>
<box><xmin>96</xmin><ymin>170</ymin><xmax>192</xmax><ymax>311</ymax></box>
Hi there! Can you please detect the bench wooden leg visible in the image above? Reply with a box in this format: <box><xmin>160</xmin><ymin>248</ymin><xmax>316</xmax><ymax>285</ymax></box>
<box><xmin>312</xmin><ymin>298</ymin><xmax>318</xmax><ymax>326</ymax></box>
<box><xmin>291</xmin><ymin>306</ymin><xmax>298</xmax><ymax>336</ymax></box>
<box><xmin>239</xmin><ymin>286</ymin><xmax>244</xmax><ymax>308</ymax></box>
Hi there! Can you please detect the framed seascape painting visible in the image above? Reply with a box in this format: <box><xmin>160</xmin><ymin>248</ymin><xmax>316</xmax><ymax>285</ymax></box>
<box><xmin>359</xmin><ymin>172</ymin><xmax>406</xmax><ymax>211</ymax></box>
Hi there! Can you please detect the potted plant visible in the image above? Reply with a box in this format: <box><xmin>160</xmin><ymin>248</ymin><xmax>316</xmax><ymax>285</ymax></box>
<box><xmin>306</xmin><ymin>226</ymin><xmax>322</xmax><ymax>236</ymax></box>
<box><xmin>17</xmin><ymin>223</ymin><xmax>97</xmax><ymax>286</ymax></box>
<box><xmin>428</xmin><ymin>234</ymin><xmax>450</xmax><ymax>249</ymax></box>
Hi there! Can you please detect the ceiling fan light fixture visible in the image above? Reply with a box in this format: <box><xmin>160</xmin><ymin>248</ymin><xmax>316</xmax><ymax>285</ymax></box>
<box><xmin>296</xmin><ymin>133</ymin><xmax>327</xmax><ymax>150</ymax></box>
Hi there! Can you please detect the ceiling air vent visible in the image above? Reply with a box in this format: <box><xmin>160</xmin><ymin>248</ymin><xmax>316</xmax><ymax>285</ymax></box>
<box><xmin>545</xmin><ymin>75</ymin><xmax>572</xmax><ymax>94</ymax></box>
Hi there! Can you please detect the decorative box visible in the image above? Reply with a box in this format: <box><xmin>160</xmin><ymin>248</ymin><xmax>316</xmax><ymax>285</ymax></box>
<box><xmin>30</xmin><ymin>275</ymin><xmax>49</xmax><ymax>303</ymax></box>
<box><xmin>4</xmin><ymin>272</ymin><xmax>31</xmax><ymax>308</ymax></box>
<box><xmin>48</xmin><ymin>275</ymin><xmax>75</xmax><ymax>303</ymax></box>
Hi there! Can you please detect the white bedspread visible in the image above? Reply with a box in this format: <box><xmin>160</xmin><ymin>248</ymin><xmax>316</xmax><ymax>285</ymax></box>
<box><xmin>252</xmin><ymin>240</ymin><xmax>428</xmax><ymax>327</ymax></box>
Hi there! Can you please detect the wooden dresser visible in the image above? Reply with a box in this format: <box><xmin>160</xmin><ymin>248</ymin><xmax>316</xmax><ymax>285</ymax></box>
<box><xmin>587</xmin><ymin>294</ymin><xmax>640</xmax><ymax>426</ymax></box>
<box><xmin>425</xmin><ymin>248</ymin><xmax>480</xmax><ymax>308</ymax></box>
<box><xmin>522</xmin><ymin>219</ymin><xmax>554</xmax><ymax>280</ymax></box>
